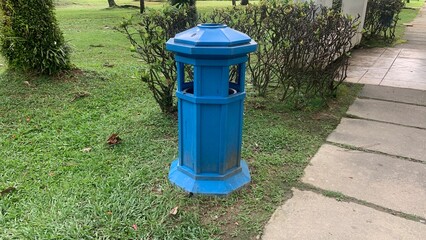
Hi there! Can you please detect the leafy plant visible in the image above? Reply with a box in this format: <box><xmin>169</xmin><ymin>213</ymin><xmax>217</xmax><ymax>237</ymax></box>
<box><xmin>364</xmin><ymin>0</ymin><xmax>405</xmax><ymax>41</ymax></box>
<box><xmin>203</xmin><ymin>2</ymin><xmax>358</xmax><ymax>108</ymax></box>
<box><xmin>0</xmin><ymin>0</ymin><xmax>71</xmax><ymax>75</ymax></box>
<box><xmin>168</xmin><ymin>0</ymin><xmax>197</xmax><ymax>26</ymax></box>
<box><xmin>169</xmin><ymin>0</ymin><xmax>196</xmax><ymax>8</ymax></box>
<box><xmin>332</xmin><ymin>0</ymin><xmax>342</xmax><ymax>12</ymax></box>
<box><xmin>118</xmin><ymin>6</ymin><xmax>196</xmax><ymax>114</ymax></box>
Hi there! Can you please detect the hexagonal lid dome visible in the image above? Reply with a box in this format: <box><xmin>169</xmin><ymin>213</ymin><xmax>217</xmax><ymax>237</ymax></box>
<box><xmin>173</xmin><ymin>23</ymin><xmax>251</xmax><ymax>47</ymax></box>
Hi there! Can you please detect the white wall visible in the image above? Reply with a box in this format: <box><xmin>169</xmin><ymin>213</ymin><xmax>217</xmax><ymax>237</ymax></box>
<box><xmin>295</xmin><ymin>0</ymin><xmax>368</xmax><ymax>46</ymax></box>
<box><xmin>341</xmin><ymin>0</ymin><xmax>369</xmax><ymax>46</ymax></box>
<box><xmin>316</xmin><ymin>0</ymin><xmax>333</xmax><ymax>7</ymax></box>
<box><xmin>295</xmin><ymin>0</ymin><xmax>332</xmax><ymax>7</ymax></box>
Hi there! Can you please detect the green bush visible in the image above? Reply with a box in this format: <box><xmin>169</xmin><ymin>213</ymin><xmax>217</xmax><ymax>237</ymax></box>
<box><xmin>364</xmin><ymin>0</ymin><xmax>405</xmax><ymax>41</ymax></box>
<box><xmin>169</xmin><ymin>0</ymin><xmax>196</xmax><ymax>7</ymax></box>
<box><xmin>168</xmin><ymin>0</ymin><xmax>197</xmax><ymax>25</ymax></box>
<box><xmin>119</xmin><ymin>6</ymin><xmax>196</xmax><ymax>114</ymax></box>
<box><xmin>120</xmin><ymin>2</ymin><xmax>357</xmax><ymax>112</ymax></box>
<box><xmin>332</xmin><ymin>0</ymin><xmax>342</xmax><ymax>12</ymax></box>
<box><xmin>203</xmin><ymin>2</ymin><xmax>358</xmax><ymax>108</ymax></box>
<box><xmin>0</xmin><ymin>0</ymin><xmax>71</xmax><ymax>75</ymax></box>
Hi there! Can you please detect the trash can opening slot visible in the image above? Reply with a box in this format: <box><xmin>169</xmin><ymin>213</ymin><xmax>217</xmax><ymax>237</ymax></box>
<box><xmin>183</xmin><ymin>88</ymin><xmax>237</xmax><ymax>95</ymax></box>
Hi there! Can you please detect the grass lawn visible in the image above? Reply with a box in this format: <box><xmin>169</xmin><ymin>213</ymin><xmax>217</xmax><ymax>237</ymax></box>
<box><xmin>1</xmin><ymin>1</ymin><xmax>360</xmax><ymax>239</ymax></box>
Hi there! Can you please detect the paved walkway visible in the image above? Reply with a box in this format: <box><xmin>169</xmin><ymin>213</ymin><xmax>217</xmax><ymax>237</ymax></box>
<box><xmin>398</xmin><ymin>3</ymin><xmax>426</xmax><ymax>49</ymax></box>
<box><xmin>345</xmin><ymin>5</ymin><xmax>426</xmax><ymax>90</ymax></box>
<box><xmin>262</xmin><ymin>5</ymin><xmax>426</xmax><ymax>240</ymax></box>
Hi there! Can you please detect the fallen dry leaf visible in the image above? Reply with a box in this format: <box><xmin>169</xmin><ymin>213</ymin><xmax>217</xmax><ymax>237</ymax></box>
<box><xmin>107</xmin><ymin>134</ymin><xmax>121</xmax><ymax>145</ymax></box>
<box><xmin>1</xmin><ymin>186</ymin><xmax>16</xmax><ymax>196</ymax></box>
<box><xmin>152</xmin><ymin>185</ymin><xmax>163</xmax><ymax>195</ymax></box>
<box><xmin>234</xmin><ymin>222</ymin><xmax>239</xmax><ymax>226</ymax></box>
<box><xmin>170</xmin><ymin>206</ymin><xmax>179</xmax><ymax>215</ymax></box>
<box><xmin>89</xmin><ymin>44</ymin><xmax>105</xmax><ymax>48</ymax></box>
<box><xmin>81</xmin><ymin>147</ymin><xmax>92</xmax><ymax>153</ymax></box>
<box><xmin>71</xmin><ymin>91</ymin><xmax>91</xmax><ymax>102</ymax></box>
<box><xmin>103</xmin><ymin>63</ymin><xmax>114</xmax><ymax>68</ymax></box>
<box><xmin>132</xmin><ymin>224</ymin><xmax>138</xmax><ymax>231</ymax></box>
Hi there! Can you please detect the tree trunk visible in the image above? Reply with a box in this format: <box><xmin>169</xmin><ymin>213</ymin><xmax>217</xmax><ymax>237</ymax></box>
<box><xmin>240</xmin><ymin>0</ymin><xmax>249</xmax><ymax>5</ymax></box>
<box><xmin>232</xmin><ymin>0</ymin><xmax>236</xmax><ymax>6</ymax></box>
<box><xmin>108</xmin><ymin>0</ymin><xmax>117</xmax><ymax>7</ymax></box>
<box><xmin>140</xmin><ymin>0</ymin><xmax>145</xmax><ymax>13</ymax></box>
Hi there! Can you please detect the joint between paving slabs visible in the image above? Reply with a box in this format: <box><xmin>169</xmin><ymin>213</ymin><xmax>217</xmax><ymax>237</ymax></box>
<box><xmin>345</xmin><ymin>113</ymin><xmax>426</xmax><ymax>131</ymax></box>
<box><xmin>294</xmin><ymin>182</ymin><xmax>426</xmax><ymax>225</ymax></box>
<box><xmin>357</xmin><ymin>95</ymin><xmax>426</xmax><ymax>108</ymax></box>
<box><xmin>325</xmin><ymin>141</ymin><xmax>426</xmax><ymax>165</ymax></box>
<box><xmin>379</xmin><ymin>49</ymin><xmax>402</xmax><ymax>86</ymax></box>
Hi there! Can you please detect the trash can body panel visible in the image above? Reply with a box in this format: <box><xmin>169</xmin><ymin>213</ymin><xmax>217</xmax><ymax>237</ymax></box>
<box><xmin>180</xmin><ymin>100</ymin><xmax>197</xmax><ymax>170</ymax></box>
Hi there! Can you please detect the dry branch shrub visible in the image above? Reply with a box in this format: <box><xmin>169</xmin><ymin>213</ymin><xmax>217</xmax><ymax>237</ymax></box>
<box><xmin>203</xmin><ymin>2</ymin><xmax>358</xmax><ymax>107</ymax></box>
<box><xmin>119</xmin><ymin>6</ymin><xmax>196</xmax><ymax>114</ymax></box>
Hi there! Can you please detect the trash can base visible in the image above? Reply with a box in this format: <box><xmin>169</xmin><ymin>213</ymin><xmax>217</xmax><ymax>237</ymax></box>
<box><xmin>168</xmin><ymin>159</ymin><xmax>251</xmax><ymax>196</ymax></box>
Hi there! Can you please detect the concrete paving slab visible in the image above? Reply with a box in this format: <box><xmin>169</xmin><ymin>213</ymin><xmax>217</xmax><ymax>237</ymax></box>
<box><xmin>262</xmin><ymin>189</ymin><xmax>426</xmax><ymax>240</ymax></box>
<box><xmin>380</xmin><ymin>80</ymin><xmax>426</xmax><ymax>91</ymax></box>
<box><xmin>327</xmin><ymin>118</ymin><xmax>426</xmax><ymax>162</ymax></box>
<box><xmin>380</xmin><ymin>48</ymin><xmax>401</xmax><ymax>58</ymax></box>
<box><xmin>347</xmin><ymin>67</ymin><xmax>367</xmax><ymax>78</ymax></box>
<box><xmin>384</xmin><ymin>69</ymin><xmax>426</xmax><ymax>83</ymax></box>
<box><xmin>404</xmin><ymin>34</ymin><xmax>426</xmax><ymax>42</ymax></box>
<box><xmin>302</xmin><ymin>144</ymin><xmax>426</xmax><ymax>218</ymax></box>
<box><xmin>349</xmin><ymin>56</ymin><xmax>379</xmax><ymax>67</ymax></box>
<box><xmin>398</xmin><ymin>41</ymin><xmax>426</xmax><ymax>50</ymax></box>
<box><xmin>371</xmin><ymin>57</ymin><xmax>396</xmax><ymax>69</ymax></box>
<box><xmin>359</xmin><ymin>85</ymin><xmax>426</xmax><ymax>106</ymax></box>
<box><xmin>399</xmin><ymin>49</ymin><xmax>426</xmax><ymax>59</ymax></box>
<box><xmin>358</xmin><ymin>78</ymin><xmax>382</xmax><ymax>85</ymax></box>
<box><xmin>362</xmin><ymin>68</ymin><xmax>388</xmax><ymax>79</ymax></box>
<box><xmin>347</xmin><ymin>98</ymin><xmax>426</xmax><ymax>128</ymax></box>
<box><xmin>345</xmin><ymin>77</ymin><xmax>361</xmax><ymax>83</ymax></box>
<box><xmin>392</xmin><ymin>58</ymin><xmax>426</xmax><ymax>69</ymax></box>
<box><xmin>351</xmin><ymin>48</ymin><xmax>385</xmax><ymax>57</ymax></box>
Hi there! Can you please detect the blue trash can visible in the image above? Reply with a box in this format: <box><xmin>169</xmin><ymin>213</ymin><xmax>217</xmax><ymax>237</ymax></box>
<box><xmin>166</xmin><ymin>23</ymin><xmax>257</xmax><ymax>195</ymax></box>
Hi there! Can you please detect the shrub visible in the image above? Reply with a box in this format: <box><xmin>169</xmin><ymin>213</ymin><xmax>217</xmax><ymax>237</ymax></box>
<box><xmin>332</xmin><ymin>0</ymin><xmax>342</xmax><ymax>12</ymax></box>
<box><xmin>169</xmin><ymin>0</ymin><xmax>196</xmax><ymax>7</ymax></box>
<box><xmin>0</xmin><ymin>0</ymin><xmax>71</xmax><ymax>75</ymax></box>
<box><xmin>168</xmin><ymin>0</ymin><xmax>197</xmax><ymax>26</ymax></box>
<box><xmin>120</xmin><ymin>2</ymin><xmax>357</xmax><ymax>112</ymax></box>
<box><xmin>119</xmin><ymin>6</ymin><xmax>196</xmax><ymax>114</ymax></box>
<box><xmin>363</xmin><ymin>0</ymin><xmax>405</xmax><ymax>41</ymax></box>
<box><xmin>203</xmin><ymin>2</ymin><xmax>358</xmax><ymax>108</ymax></box>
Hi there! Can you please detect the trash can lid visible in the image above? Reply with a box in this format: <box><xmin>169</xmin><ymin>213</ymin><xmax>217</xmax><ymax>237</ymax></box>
<box><xmin>173</xmin><ymin>23</ymin><xmax>251</xmax><ymax>47</ymax></box>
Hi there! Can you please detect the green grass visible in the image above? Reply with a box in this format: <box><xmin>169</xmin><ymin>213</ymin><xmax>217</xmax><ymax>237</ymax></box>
<box><xmin>0</xmin><ymin>1</ymin><xmax>360</xmax><ymax>239</ymax></box>
<box><xmin>323</xmin><ymin>191</ymin><xmax>345</xmax><ymax>201</ymax></box>
<box><xmin>404</xmin><ymin>0</ymin><xmax>425</xmax><ymax>8</ymax></box>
